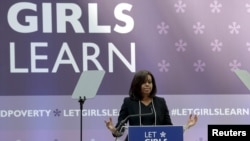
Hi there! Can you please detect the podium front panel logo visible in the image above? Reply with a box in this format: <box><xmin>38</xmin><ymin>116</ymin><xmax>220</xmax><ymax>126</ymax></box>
<box><xmin>128</xmin><ymin>126</ymin><xmax>183</xmax><ymax>141</ymax></box>
<box><xmin>144</xmin><ymin>131</ymin><xmax>167</xmax><ymax>141</ymax></box>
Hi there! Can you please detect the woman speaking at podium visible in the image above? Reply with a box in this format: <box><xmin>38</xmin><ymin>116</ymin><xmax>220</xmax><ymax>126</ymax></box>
<box><xmin>105</xmin><ymin>70</ymin><xmax>198</xmax><ymax>141</ymax></box>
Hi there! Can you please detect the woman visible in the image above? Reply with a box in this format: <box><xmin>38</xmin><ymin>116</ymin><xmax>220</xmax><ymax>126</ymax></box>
<box><xmin>105</xmin><ymin>70</ymin><xmax>198</xmax><ymax>141</ymax></box>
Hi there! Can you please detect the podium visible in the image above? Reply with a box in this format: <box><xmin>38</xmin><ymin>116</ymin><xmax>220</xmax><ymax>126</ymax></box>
<box><xmin>128</xmin><ymin>125</ymin><xmax>183</xmax><ymax>141</ymax></box>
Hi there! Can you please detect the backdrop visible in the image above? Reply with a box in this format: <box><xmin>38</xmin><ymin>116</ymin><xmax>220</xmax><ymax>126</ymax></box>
<box><xmin>1</xmin><ymin>0</ymin><xmax>250</xmax><ymax>141</ymax></box>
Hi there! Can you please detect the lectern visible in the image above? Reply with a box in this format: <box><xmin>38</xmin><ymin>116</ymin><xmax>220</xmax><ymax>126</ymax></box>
<box><xmin>128</xmin><ymin>126</ymin><xmax>183</xmax><ymax>141</ymax></box>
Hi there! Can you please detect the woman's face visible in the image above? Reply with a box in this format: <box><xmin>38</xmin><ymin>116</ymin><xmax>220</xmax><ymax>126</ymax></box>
<box><xmin>140</xmin><ymin>74</ymin><xmax>153</xmax><ymax>96</ymax></box>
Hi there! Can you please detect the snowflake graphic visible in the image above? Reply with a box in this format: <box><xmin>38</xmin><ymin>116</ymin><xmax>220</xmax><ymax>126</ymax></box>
<box><xmin>196</xmin><ymin>137</ymin><xmax>207</xmax><ymax>141</ymax></box>
<box><xmin>175</xmin><ymin>39</ymin><xmax>187</xmax><ymax>52</ymax></box>
<box><xmin>158</xmin><ymin>60</ymin><xmax>170</xmax><ymax>72</ymax></box>
<box><xmin>174</xmin><ymin>0</ymin><xmax>187</xmax><ymax>13</ymax></box>
<box><xmin>211</xmin><ymin>39</ymin><xmax>223</xmax><ymax>52</ymax></box>
<box><xmin>160</xmin><ymin>131</ymin><xmax>166</xmax><ymax>138</ymax></box>
<box><xmin>228</xmin><ymin>22</ymin><xmax>240</xmax><ymax>34</ymax></box>
<box><xmin>193</xmin><ymin>60</ymin><xmax>206</xmax><ymax>72</ymax></box>
<box><xmin>193</xmin><ymin>22</ymin><xmax>205</xmax><ymax>34</ymax></box>
<box><xmin>246</xmin><ymin>42</ymin><xmax>250</xmax><ymax>52</ymax></box>
<box><xmin>53</xmin><ymin>109</ymin><xmax>62</xmax><ymax>117</ymax></box>
<box><xmin>229</xmin><ymin>59</ymin><xmax>242</xmax><ymax>71</ymax></box>
<box><xmin>245</xmin><ymin>3</ymin><xmax>250</xmax><ymax>13</ymax></box>
<box><xmin>210</xmin><ymin>0</ymin><xmax>222</xmax><ymax>13</ymax></box>
<box><xmin>157</xmin><ymin>22</ymin><xmax>169</xmax><ymax>35</ymax></box>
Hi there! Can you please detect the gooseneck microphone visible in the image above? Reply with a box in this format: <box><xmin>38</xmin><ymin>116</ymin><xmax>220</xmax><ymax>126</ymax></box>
<box><xmin>114</xmin><ymin>106</ymin><xmax>154</xmax><ymax>141</ymax></box>
<box><xmin>116</xmin><ymin>107</ymin><xmax>154</xmax><ymax>133</ymax></box>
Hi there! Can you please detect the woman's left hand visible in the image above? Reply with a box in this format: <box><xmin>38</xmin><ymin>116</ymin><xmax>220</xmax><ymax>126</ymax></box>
<box><xmin>186</xmin><ymin>114</ymin><xmax>198</xmax><ymax>128</ymax></box>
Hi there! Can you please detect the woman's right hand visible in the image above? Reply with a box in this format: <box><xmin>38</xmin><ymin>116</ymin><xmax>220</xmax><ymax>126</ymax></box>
<box><xmin>105</xmin><ymin>117</ymin><xmax>115</xmax><ymax>132</ymax></box>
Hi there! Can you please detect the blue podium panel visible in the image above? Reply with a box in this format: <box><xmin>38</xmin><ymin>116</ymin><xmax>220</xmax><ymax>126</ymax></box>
<box><xmin>128</xmin><ymin>126</ymin><xmax>183</xmax><ymax>141</ymax></box>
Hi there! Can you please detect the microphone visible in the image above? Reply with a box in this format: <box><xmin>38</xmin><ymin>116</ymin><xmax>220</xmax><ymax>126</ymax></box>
<box><xmin>116</xmin><ymin>107</ymin><xmax>154</xmax><ymax>132</ymax></box>
<box><xmin>113</xmin><ymin>107</ymin><xmax>154</xmax><ymax>141</ymax></box>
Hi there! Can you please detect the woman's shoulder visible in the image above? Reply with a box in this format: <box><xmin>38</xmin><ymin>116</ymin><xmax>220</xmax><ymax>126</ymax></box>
<box><xmin>123</xmin><ymin>96</ymin><xmax>138</xmax><ymax>103</ymax></box>
<box><xmin>153</xmin><ymin>96</ymin><xmax>166</xmax><ymax>102</ymax></box>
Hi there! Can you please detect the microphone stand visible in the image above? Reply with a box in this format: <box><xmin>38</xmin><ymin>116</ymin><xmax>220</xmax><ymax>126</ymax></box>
<box><xmin>79</xmin><ymin>96</ymin><xmax>86</xmax><ymax>141</ymax></box>
<box><xmin>115</xmin><ymin>110</ymin><xmax>154</xmax><ymax>141</ymax></box>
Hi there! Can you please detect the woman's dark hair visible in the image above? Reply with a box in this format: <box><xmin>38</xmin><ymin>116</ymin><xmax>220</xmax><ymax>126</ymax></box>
<box><xmin>129</xmin><ymin>70</ymin><xmax>157</xmax><ymax>100</ymax></box>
